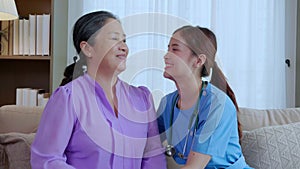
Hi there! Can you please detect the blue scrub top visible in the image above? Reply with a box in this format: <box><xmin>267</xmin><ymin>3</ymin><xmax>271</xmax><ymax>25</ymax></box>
<box><xmin>157</xmin><ymin>82</ymin><xmax>253</xmax><ymax>169</ymax></box>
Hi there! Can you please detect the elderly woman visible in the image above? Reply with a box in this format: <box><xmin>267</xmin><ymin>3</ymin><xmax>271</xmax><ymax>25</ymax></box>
<box><xmin>31</xmin><ymin>11</ymin><xmax>166</xmax><ymax>169</ymax></box>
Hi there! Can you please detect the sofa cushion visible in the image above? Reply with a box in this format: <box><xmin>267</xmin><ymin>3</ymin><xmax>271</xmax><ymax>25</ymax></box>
<box><xmin>239</xmin><ymin>107</ymin><xmax>300</xmax><ymax>131</ymax></box>
<box><xmin>0</xmin><ymin>132</ymin><xmax>35</xmax><ymax>169</ymax></box>
<box><xmin>0</xmin><ymin>105</ymin><xmax>44</xmax><ymax>134</ymax></box>
<box><xmin>241</xmin><ymin>121</ymin><xmax>300</xmax><ymax>169</ymax></box>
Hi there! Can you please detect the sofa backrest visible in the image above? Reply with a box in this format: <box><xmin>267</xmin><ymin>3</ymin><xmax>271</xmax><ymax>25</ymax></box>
<box><xmin>238</xmin><ymin>107</ymin><xmax>300</xmax><ymax>131</ymax></box>
<box><xmin>0</xmin><ymin>105</ymin><xmax>44</xmax><ymax>134</ymax></box>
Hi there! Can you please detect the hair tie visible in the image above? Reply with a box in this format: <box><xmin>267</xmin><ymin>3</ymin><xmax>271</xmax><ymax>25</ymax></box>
<box><xmin>73</xmin><ymin>56</ymin><xmax>78</xmax><ymax>63</ymax></box>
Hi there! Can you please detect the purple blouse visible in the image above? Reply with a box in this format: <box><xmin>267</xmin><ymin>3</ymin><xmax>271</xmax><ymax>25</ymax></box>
<box><xmin>31</xmin><ymin>74</ymin><xmax>166</xmax><ymax>169</ymax></box>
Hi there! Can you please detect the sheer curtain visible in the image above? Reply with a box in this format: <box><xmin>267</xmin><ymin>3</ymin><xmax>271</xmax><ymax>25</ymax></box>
<box><xmin>68</xmin><ymin>0</ymin><xmax>291</xmax><ymax>109</ymax></box>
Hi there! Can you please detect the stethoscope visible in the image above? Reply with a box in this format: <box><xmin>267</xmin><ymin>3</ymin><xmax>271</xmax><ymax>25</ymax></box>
<box><xmin>165</xmin><ymin>82</ymin><xmax>205</xmax><ymax>159</ymax></box>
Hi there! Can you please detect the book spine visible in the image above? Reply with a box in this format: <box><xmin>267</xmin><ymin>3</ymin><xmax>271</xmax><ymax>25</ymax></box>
<box><xmin>42</xmin><ymin>14</ymin><xmax>50</xmax><ymax>56</ymax></box>
<box><xmin>23</xmin><ymin>19</ymin><xmax>29</xmax><ymax>55</ymax></box>
<box><xmin>36</xmin><ymin>15</ymin><xmax>43</xmax><ymax>55</ymax></box>
<box><xmin>13</xmin><ymin>19</ymin><xmax>19</xmax><ymax>55</ymax></box>
<box><xmin>29</xmin><ymin>14</ymin><xmax>36</xmax><ymax>56</ymax></box>
<box><xmin>16</xmin><ymin>88</ymin><xmax>23</xmax><ymax>105</ymax></box>
<box><xmin>29</xmin><ymin>89</ymin><xmax>38</xmax><ymax>106</ymax></box>
<box><xmin>18</xmin><ymin>19</ymin><xmax>24</xmax><ymax>55</ymax></box>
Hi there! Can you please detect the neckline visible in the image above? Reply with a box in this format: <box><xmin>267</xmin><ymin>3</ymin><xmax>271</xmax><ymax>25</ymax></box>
<box><xmin>176</xmin><ymin>81</ymin><xmax>205</xmax><ymax>110</ymax></box>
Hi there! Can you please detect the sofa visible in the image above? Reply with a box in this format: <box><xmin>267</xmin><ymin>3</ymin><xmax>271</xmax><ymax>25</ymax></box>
<box><xmin>0</xmin><ymin>105</ymin><xmax>43</xmax><ymax>169</ymax></box>
<box><xmin>239</xmin><ymin>107</ymin><xmax>300</xmax><ymax>169</ymax></box>
<box><xmin>1</xmin><ymin>105</ymin><xmax>300</xmax><ymax>169</ymax></box>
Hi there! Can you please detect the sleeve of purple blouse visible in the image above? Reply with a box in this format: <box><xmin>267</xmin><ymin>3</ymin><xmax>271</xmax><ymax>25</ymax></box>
<box><xmin>31</xmin><ymin>87</ymin><xmax>76</xmax><ymax>169</ymax></box>
<box><xmin>140</xmin><ymin>87</ymin><xmax>167</xmax><ymax>169</ymax></box>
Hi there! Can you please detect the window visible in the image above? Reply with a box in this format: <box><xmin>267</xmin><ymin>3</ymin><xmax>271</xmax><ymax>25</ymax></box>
<box><xmin>68</xmin><ymin>0</ymin><xmax>297</xmax><ymax>109</ymax></box>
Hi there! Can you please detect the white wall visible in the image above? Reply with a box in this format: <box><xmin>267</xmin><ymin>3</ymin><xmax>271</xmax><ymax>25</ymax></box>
<box><xmin>297</xmin><ymin>1</ymin><xmax>300</xmax><ymax>107</ymax></box>
<box><xmin>52</xmin><ymin>0</ymin><xmax>68</xmax><ymax>91</ymax></box>
<box><xmin>285</xmin><ymin>0</ymin><xmax>297</xmax><ymax>107</ymax></box>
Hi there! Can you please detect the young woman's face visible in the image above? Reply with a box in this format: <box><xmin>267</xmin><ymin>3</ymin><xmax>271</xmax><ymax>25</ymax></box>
<box><xmin>164</xmin><ymin>31</ymin><xmax>198</xmax><ymax>81</ymax></box>
<box><xmin>90</xmin><ymin>18</ymin><xmax>129</xmax><ymax>74</ymax></box>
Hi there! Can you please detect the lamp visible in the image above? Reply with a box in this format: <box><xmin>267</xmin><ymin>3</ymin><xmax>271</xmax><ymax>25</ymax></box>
<box><xmin>0</xmin><ymin>0</ymin><xmax>19</xmax><ymax>20</ymax></box>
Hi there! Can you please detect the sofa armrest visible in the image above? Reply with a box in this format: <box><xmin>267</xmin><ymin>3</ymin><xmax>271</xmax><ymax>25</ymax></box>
<box><xmin>0</xmin><ymin>105</ymin><xmax>44</xmax><ymax>134</ymax></box>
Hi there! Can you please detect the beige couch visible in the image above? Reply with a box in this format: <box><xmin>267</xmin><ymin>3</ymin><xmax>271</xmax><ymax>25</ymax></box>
<box><xmin>1</xmin><ymin>105</ymin><xmax>300</xmax><ymax>169</ymax></box>
<box><xmin>239</xmin><ymin>107</ymin><xmax>300</xmax><ymax>169</ymax></box>
<box><xmin>0</xmin><ymin>105</ymin><xmax>43</xmax><ymax>169</ymax></box>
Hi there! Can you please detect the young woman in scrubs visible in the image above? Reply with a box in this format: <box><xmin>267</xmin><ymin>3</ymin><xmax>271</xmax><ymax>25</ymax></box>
<box><xmin>157</xmin><ymin>26</ymin><xmax>252</xmax><ymax>169</ymax></box>
<box><xmin>31</xmin><ymin>11</ymin><xmax>166</xmax><ymax>169</ymax></box>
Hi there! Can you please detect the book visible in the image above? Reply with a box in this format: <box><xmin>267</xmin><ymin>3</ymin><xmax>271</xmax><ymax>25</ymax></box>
<box><xmin>16</xmin><ymin>88</ymin><xmax>31</xmax><ymax>106</ymax></box>
<box><xmin>13</xmin><ymin>19</ymin><xmax>19</xmax><ymax>55</ymax></box>
<box><xmin>42</xmin><ymin>14</ymin><xmax>50</xmax><ymax>55</ymax></box>
<box><xmin>16</xmin><ymin>88</ymin><xmax>47</xmax><ymax>106</ymax></box>
<box><xmin>29</xmin><ymin>14</ymin><xmax>36</xmax><ymax>55</ymax></box>
<box><xmin>38</xmin><ymin>92</ymin><xmax>49</xmax><ymax>107</ymax></box>
<box><xmin>29</xmin><ymin>89</ymin><xmax>38</xmax><ymax>106</ymax></box>
<box><xmin>41</xmin><ymin>97</ymin><xmax>49</xmax><ymax>107</ymax></box>
<box><xmin>36</xmin><ymin>15</ymin><xmax>43</xmax><ymax>55</ymax></box>
<box><xmin>16</xmin><ymin>88</ymin><xmax>23</xmax><ymax>105</ymax></box>
<box><xmin>23</xmin><ymin>19</ymin><xmax>29</xmax><ymax>55</ymax></box>
<box><xmin>18</xmin><ymin>19</ymin><xmax>24</xmax><ymax>55</ymax></box>
<box><xmin>22</xmin><ymin>88</ymin><xmax>31</xmax><ymax>106</ymax></box>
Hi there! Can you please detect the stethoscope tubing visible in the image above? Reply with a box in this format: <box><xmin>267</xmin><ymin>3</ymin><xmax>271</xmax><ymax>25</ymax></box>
<box><xmin>166</xmin><ymin>81</ymin><xmax>205</xmax><ymax>158</ymax></box>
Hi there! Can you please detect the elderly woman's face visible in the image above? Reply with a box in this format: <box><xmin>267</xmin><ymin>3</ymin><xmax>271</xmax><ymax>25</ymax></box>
<box><xmin>89</xmin><ymin>18</ymin><xmax>129</xmax><ymax>74</ymax></box>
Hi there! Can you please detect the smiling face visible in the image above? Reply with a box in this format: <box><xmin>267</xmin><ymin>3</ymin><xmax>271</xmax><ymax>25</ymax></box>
<box><xmin>163</xmin><ymin>31</ymin><xmax>199</xmax><ymax>81</ymax></box>
<box><xmin>85</xmin><ymin>18</ymin><xmax>129</xmax><ymax>75</ymax></box>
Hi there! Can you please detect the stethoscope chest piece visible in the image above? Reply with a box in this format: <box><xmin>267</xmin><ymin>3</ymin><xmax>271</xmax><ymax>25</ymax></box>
<box><xmin>165</xmin><ymin>144</ymin><xmax>176</xmax><ymax>157</ymax></box>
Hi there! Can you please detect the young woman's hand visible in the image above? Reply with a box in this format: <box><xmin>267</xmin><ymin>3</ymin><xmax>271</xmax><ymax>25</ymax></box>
<box><xmin>181</xmin><ymin>151</ymin><xmax>211</xmax><ymax>169</ymax></box>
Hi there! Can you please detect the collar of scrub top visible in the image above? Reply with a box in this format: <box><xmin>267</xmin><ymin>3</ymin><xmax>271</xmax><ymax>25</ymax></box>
<box><xmin>167</xmin><ymin>81</ymin><xmax>206</xmax><ymax>159</ymax></box>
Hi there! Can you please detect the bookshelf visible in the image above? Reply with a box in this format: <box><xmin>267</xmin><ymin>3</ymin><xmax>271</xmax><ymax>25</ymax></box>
<box><xmin>0</xmin><ymin>0</ymin><xmax>52</xmax><ymax>106</ymax></box>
